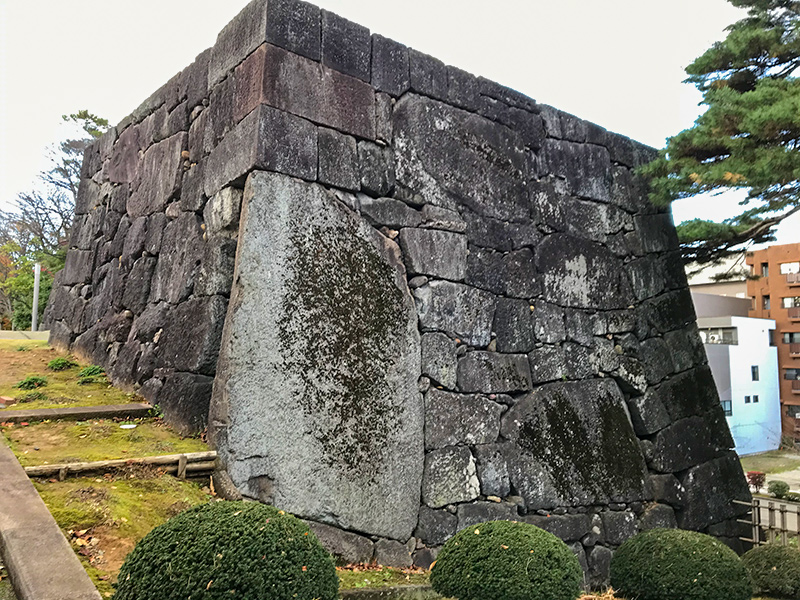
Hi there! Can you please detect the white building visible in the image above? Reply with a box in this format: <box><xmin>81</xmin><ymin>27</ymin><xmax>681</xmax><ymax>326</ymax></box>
<box><xmin>696</xmin><ymin>309</ymin><xmax>781</xmax><ymax>455</ymax></box>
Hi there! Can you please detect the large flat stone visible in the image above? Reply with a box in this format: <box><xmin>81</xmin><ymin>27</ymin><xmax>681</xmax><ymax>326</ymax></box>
<box><xmin>397</xmin><ymin>228</ymin><xmax>467</xmax><ymax>281</ymax></box>
<box><xmin>424</xmin><ymin>388</ymin><xmax>503</xmax><ymax>450</ymax></box>
<box><xmin>393</xmin><ymin>94</ymin><xmax>528</xmax><ymax>221</ymax></box>
<box><xmin>456</xmin><ymin>351</ymin><xmax>532</xmax><ymax>394</ymax></box>
<box><xmin>422</xmin><ymin>446</ymin><xmax>480</xmax><ymax>509</ymax></box>
<box><xmin>210</xmin><ymin>171</ymin><xmax>422</xmax><ymax>541</ymax></box>
<box><xmin>413</xmin><ymin>281</ymin><xmax>496</xmax><ymax>347</ymax></box>
<box><xmin>501</xmin><ymin>379</ymin><xmax>649</xmax><ymax>509</ymax></box>
<box><xmin>233</xmin><ymin>43</ymin><xmax>375</xmax><ymax>139</ymax></box>
<box><xmin>127</xmin><ymin>133</ymin><xmax>186</xmax><ymax>218</ymax></box>
<box><xmin>678</xmin><ymin>452</ymin><xmax>751</xmax><ymax>530</ymax></box>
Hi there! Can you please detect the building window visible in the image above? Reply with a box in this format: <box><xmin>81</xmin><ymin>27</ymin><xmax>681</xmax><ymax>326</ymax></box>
<box><xmin>745</xmin><ymin>395</ymin><xmax>751</xmax><ymax>403</ymax></box>
<box><xmin>764</xmin><ymin>295</ymin><xmax>771</xmax><ymax>310</ymax></box>
<box><xmin>754</xmin><ymin>395</ymin><xmax>760</xmax><ymax>403</ymax></box>
<box><xmin>698</xmin><ymin>327</ymin><xmax>738</xmax><ymax>345</ymax></box>
<box><xmin>783</xmin><ymin>297</ymin><xmax>800</xmax><ymax>309</ymax></box>
<box><xmin>785</xmin><ymin>369</ymin><xmax>800</xmax><ymax>380</ymax></box>
<box><xmin>752</xmin><ymin>366</ymin><xmax>760</xmax><ymax>381</ymax></box>
<box><xmin>721</xmin><ymin>400</ymin><xmax>732</xmax><ymax>416</ymax></box>
<box><xmin>784</xmin><ymin>332</ymin><xmax>800</xmax><ymax>344</ymax></box>
<box><xmin>762</xmin><ymin>262</ymin><xmax>770</xmax><ymax>278</ymax></box>
<box><xmin>780</xmin><ymin>262</ymin><xmax>800</xmax><ymax>275</ymax></box>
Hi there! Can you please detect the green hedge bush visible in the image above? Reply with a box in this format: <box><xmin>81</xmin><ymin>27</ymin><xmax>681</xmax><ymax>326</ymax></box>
<box><xmin>114</xmin><ymin>501</ymin><xmax>338</xmax><ymax>600</ymax></box>
<box><xmin>742</xmin><ymin>544</ymin><xmax>800</xmax><ymax>599</ymax></box>
<box><xmin>769</xmin><ymin>480</ymin><xmax>791</xmax><ymax>499</ymax></box>
<box><xmin>610</xmin><ymin>528</ymin><xmax>750</xmax><ymax>600</ymax></box>
<box><xmin>430</xmin><ymin>520</ymin><xmax>582</xmax><ymax>600</ymax></box>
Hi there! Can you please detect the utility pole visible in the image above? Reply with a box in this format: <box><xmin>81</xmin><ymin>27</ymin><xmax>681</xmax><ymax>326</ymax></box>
<box><xmin>31</xmin><ymin>262</ymin><xmax>41</xmax><ymax>332</ymax></box>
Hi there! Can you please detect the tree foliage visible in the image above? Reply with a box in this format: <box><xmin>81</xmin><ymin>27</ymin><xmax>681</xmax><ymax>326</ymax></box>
<box><xmin>643</xmin><ymin>0</ymin><xmax>800</xmax><ymax>264</ymax></box>
<box><xmin>0</xmin><ymin>111</ymin><xmax>107</xmax><ymax>329</ymax></box>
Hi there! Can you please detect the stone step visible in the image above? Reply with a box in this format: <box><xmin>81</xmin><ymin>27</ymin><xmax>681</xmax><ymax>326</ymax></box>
<box><xmin>0</xmin><ymin>403</ymin><xmax>152</xmax><ymax>423</ymax></box>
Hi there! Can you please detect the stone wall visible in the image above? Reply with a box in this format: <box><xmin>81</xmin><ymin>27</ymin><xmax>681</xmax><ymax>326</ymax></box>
<box><xmin>45</xmin><ymin>0</ymin><xmax>751</xmax><ymax>585</ymax></box>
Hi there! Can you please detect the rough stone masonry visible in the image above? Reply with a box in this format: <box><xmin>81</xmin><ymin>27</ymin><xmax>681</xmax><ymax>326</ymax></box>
<box><xmin>45</xmin><ymin>0</ymin><xmax>751</xmax><ymax>585</ymax></box>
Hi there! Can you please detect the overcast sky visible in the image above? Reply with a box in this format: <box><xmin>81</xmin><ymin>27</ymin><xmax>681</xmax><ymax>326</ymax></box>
<box><xmin>1</xmin><ymin>0</ymin><xmax>797</xmax><ymax>241</ymax></box>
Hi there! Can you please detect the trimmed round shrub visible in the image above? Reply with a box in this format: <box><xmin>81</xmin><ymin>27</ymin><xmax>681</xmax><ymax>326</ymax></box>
<box><xmin>114</xmin><ymin>501</ymin><xmax>338</xmax><ymax>600</ymax></box>
<box><xmin>610</xmin><ymin>528</ymin><xmax>751</xmax><ymax>600</ymax></box>
<box><xmin>742</xmin><ymin>544</ymin><xmax>800</xmax><ymax>599</ymax></box>
<box><xmin>430</xmin><ymin>520</ymin><xmax>582</xmax><ymax>600</ymax></box>
<box><xmin>769</xmin><ymin>480</ymin><xmax>791</xmax><ymax>499</ymax></box>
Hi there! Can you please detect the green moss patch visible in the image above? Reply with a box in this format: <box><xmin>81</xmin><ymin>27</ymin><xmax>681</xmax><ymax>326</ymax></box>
<box><xmin>33</xmin><ymin>474</ymin><xmax>212</xmax><ymax>597</ymax></box>
<box><xmin>337</xmin><ymin>566</ymin><xmax>430</xmax><ymax>590</ymax></box>
<box><xmin>1</xmin><ymin>418</ymin><xmax>208</xmax><ymax>467</ymax></box>
<box><xmin>0</xmin><ymin>340</ymin><xmax>141</xmax><ymax>412</ymax></box>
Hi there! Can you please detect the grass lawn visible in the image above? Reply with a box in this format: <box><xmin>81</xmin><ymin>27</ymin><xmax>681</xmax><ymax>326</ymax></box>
<box><xmin>740</xmin><ymin>450</ymin><xmax>800</xmax><ymax>475</ymax></box>
<box><xmin>1</xmin><ymin>418</ymin><xmax>208</xmax><ymax>467</ymax></box>
<box><xmin>0</xmin><ymin>340</ymin><xmax>142</xmax><ymax>412</ymax></box>
<box><xmin>337</xmin><ymin>565</ymin><xmax>429</xmax><ymax>590</ymax></box>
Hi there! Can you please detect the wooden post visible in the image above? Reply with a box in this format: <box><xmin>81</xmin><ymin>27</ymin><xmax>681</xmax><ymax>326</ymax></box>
<box><xmin>768</xmin><ymin>502</ymin><xmax>776</xmax><ymax>543</ymax></box>
<box><xmin>753</xmin><ymin>498</ymin><xmax>761</xmax><ymax>546</ymax></box>
<box><xmin>177</xmin><ymin>454</ymin><xmax>187</xmax><ymax>479</ymax></box>
<box><xmin>781</xmin><ymin>504</ymin><xmax>788</xmax><ymax>545</ymax></box>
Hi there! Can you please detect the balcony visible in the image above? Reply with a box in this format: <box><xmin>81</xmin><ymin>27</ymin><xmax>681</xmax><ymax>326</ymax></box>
<box><xmin>794</xmin><ymin>381</ymin><xmax>800</xmax><ymax>394</ymax></box>
<box><xmin>790</xmin><ymin>307</ymin><xmax>800</xmax><ymax>321</ymax></box>
<box><xmin>792</xmin><ymin>343</ymin><xmax>800</xmax><ymax>357</ymax></box>
<box><xmin>788</xmin><ymin>273</ymin><xmax>800</xmax><ymax>287</ymax></box>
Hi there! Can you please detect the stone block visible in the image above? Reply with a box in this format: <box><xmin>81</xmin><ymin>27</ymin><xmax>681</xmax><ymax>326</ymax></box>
<box><xmin>424</xmin><ymin>388</ymin><xmax>503</xmax><ymax>450</ymax></box>
<box><xmin>649</xmin><ymin>474</ymin><xmax>686</xmax><ymax>508</ymax></box>
<box><xmin>587</xmin><ymin>545</ymin><xmax>613</xmax><ymax>590</ymax></box>
<box><xmin>457</xmin><ymin>351</ymin><xmax>532</xmax><ymax>394</ymax></box>
<box><xmin>541</xmin><ymin>139</ymin><xmax>611</xmax><ymax>202</ymax></box>
<box><xmin>358</xmin><ymin>140</ymin><xmax>395</xmax><ymax>196</ymax></box>
<box><xmin>528</xmin><ymin>346</ymin><xmax>567</xmax><ymax>384</ymax></box>
<box><xmin>638</xmin><ymin>504</ymin><xmax>677</xmax><ymax>531</ymax></box>
<box><xmin>361</xmin><ymin>197</ymin><xmax>422</xmax><ymax>230</ymax></box>
<box><xmin>144</xmin><ymin>213</ymin><xmax>167</xmax><ymax>255</ymax></box>
<box><xmin>233</xmin><ymin>43</ymin><xmax>375</xmax><ymax>139</ymax></box>
<box><xmin>374</xmin><ymin>539</ymin><xmax>413</xmax><ymax>568</ymax></box>
<box><xmin>415</xmin><ymin>506</ymin><xmax>457</xmax><ymax>547</ymax></box>
<box><xmin>61</xmin><ymin>250</ymin><xmax>94</xmax><ymax>286</ymax></box>
<box><xmin>321</xmin><ymin>10</ymin><xmax>371</xmax><ymax>82</ymax></box>
<box><xmin>180</xmin><ymin>162</ymin><xmax>207</xmax><ymax>212</ymax></box>
<box><xmin>204</xmin><ymin>186</ymin><xmax>243</xmax><ymax>237</ymax></box>
<box><xmin>209</xmin><ymin>0</ymin><xmax>320</xmax><ymax>86</ymax></box>
<box><xmin>408</xmin><ymin>49</ymin><xmax>447</xmax><ymax>101</ymax></box>
<box><xmin>155</xmin><ymin>295</ymin><xmax>228</xmax><ymax>375</ymax></box>
<box><xmin>634</xmin><ymin>213</ymin><xmax>679</xmax><ymax>254</ymax></box>
<box><xmin>376</xmin><ymin>92</ymin><xmax>393</xmax><ymax>143</ymax></box>
<box><xmin>638</xmin><ymin>337</ymin><xmax>675</xmax><ymax>385</ymax></box>
<box><xmin>523</xmin><ymin>514</ymin><xmax>592</xmax><ymax>542</ymax></box>
<box><xmin>650</xmin><ymin>414</ymin><xmax>732</xmax><ymax>473</ymax></box>
<box><xmin>640</xmin><ymin>289</ymin><xmax>696</xmax><ymax>335</ymax></box>
<box><xmin>422</xmin><ymin>446</ymin><xmax>480</xmax><ymax>509</ymax></box>
<box><xmin>203</xmin><ymin>77</ymin><xmax>235</xmax><ymax>152</ymax></box>
<box><xmin>121</xmin><ymin>216</ymin><xmax>148</xmax><ymax>268</ymax></box>
<box><xmin>318</xmin><ymin>128</ymin><xmax>359</xmax><ymax>191</ymax></box>
<box><xmin>465</xmin><ymin>247</ymin><xmax>505</xmax><ymax>295</ymax></box>
<box><xmin>532</xmin><ymin>301</ymin><xmax>566</xmax><ymax>344</ymax></box>
<box><xmin>457</xmin><ymin>501</ymin><xmax>518</xmax><ymax>530</ymax></box>
<box><xmin>204</xmin><ymin>104</ymin><xmax>318</xmax><ymax>198</ymax></box>
<box><xmin>307</xmin><ymin>520</ymin><xmax>374</xmax><ymax>565</ymax></box>
<box><xmin>536</xmin><ymin>233</ymin><xmax>631</xmax><ymax>310</ymax></box>
<box><xmin>600</xmin><ymin>511</ymin><xmax>636</xmax><ymax>546</ymax></box>
<box><xmin>122</xmin><ymin>257</ymin><xmax>156</xmax><ymax>315</ymax></box>
<box><xmin>394</xmin><ymin>95</ymin><xmax>528</xmax><ymax>222</ymax></box>
<box><xmin>420</xmin><ymin>205</ymin><xmax>465</xmax><ymax>233</ymax></box>
<box><xmin>501</xmin><ymin>379</ymin><xmax>649</xmax><ymax>509</ymax></box>
<box><xmin>178</xmin><ymin>48</ymin><xmax>211</xmax><ymax>111</ymax></box>
<box><xmin>128</xmin><ymin>133</ymin><xmax>187</xmax><ymax>218</ymax></box>
<box><xmin>473</xmin><ymin>443</ymin><xmax>511</xmax><ymax>497</ymax></box>
<box><xmin>195</xmin><ymin>237</ymin><xmax>238</xmax><ymax>297</ymax></box>
<box><xmin>657</xmin><ymin>366</ymin><xmax>720</xmax><ymax>422</ymax></box>
<box><xmin>371</xmin><ymin>35</ymin><xmax>410</xmax><ymax>97</ymax></box>
<box><xmin>420</xmin><ymin>332</ymin><xmax>457</xmax><ymax>389</ymax></box>
<box><xmin>107</xmin><ymin>125</ymin><xmax>142</xmax><ymax>184</ymax></box>
<box><xmin>663</xmin><ymin>326</ymin><xmax>706</xmax><ymax>373</ymax></box>
<box><xmin>413</xmin><ymin>281</ymin><xmax>496</xmax><ymax>347</ymax></box>
<box><xmin>398</xmin><ymin>228</ymin><xmax>467</xmax><ymax>281</ymax></box>
<box><xmin>150</xmin><ymin>213</ymin><xmax>204</xmax><ymax>304</ymax></box>
<box><xmin>158</xmin><ymin>372</ymin><xmax>214</xmax><ymax>435</ymax></box>
<box><xmin>494</xmin><ymin>298</ymin><xmax>536</xmax><ymax>353</ymax></box>
<box><xmin>678</xmin><ymin>452</ymin><xmax>751</xmax><ymax>530</ymax></box>
<box><xmin>209</xmin><ymin>171</ymin><xmax>423</xmax><ymax>541</ymax></box>
<box><xmin>504</xmin><ymin>249</ymin><xmax>539</xmax><ymax>298</ymax></box>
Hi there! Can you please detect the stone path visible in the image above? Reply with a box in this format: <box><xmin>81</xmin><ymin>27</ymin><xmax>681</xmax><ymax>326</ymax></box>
<box><xmin>0</xmin><ymin>332</ymin><xmax>48</xmax><ymax>341</ymax></box>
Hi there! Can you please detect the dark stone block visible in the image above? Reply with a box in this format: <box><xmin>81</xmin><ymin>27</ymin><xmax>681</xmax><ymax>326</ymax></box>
<box><xmin>541</xmin><ymin>139</ymin><xmax>612</xmax><ymax>202</ymax></box>
<box><xmin>638</xmin><ymin>504</ymin><xmax>677</xmax><ymax>531</ymax></box>
<box><xmin>358</xmin><ymin>140</ymin><xmax>395</xmax><ymax>197</ymax></box>
<box><xmin>122</xmin><ymin>257</ymin><xmax>157</xmax><ymax>315</ymax></box>
<box><xmin>306</xmin><ymin>520</ymin><xmax>374</xmax><ymax>565</ymax></box>
<box><xmin>657</xmin><ymin>366</ymin><xmax>720</xmax><ymax>422</ymax></box>
<box><xmin>587</xmin><ymin>545</ymin><xmax>613</xmax><ymax>590</ymax></box>
<box><xmin>127</xmin><ymin>133</ymin><xmax>187</xmax><ymax>218</ymax></box>
<box><xmin>374</xmin><ymin>539</ymin><xmax>413</xmax><ymax>568</ymax></box>
<box><xmin>121</xmin><ymin>217</ymin><xmax>148</xmax><ymax>268</ymax></box>
<box><xmin>639</xmin><ymin>337</ymin><xmax>675</xmax><ymax>385</ymax></box>
<box><xmin>473</xmin><ymin>443</ymin><xmax>511</xmax><ymax>497</ymax></box>
<box><xmin>420</xmin><ymin>332</ymin><xmax>457</xmax><ymax>389</ymax></box>
<box><xmin>634</xmin><ymin>213</ymin><xmax>679</xmax><ymax>253</ymax></box>
<box><xmin>528</xmin><ymin>346</ymin><xmax>567</xmax><ymax>384</ymax></box>
<box><xmin>233</xmin><ymin>43</ymin><xmax>375</xmax><ymax>139</ymax></box>
<box><xmin>398</xmin><ymin>228</ymin><xmax>467</xmax><ymax>281</ymax></box>
<box><xmin>625</xmin><ymin>388</ymin><xmax>671</xmax><ymax>436</ymax></box>
<box><xmin>75</xmin><ymin>179</ymin><xmax>104</xmax><ymax>215</ymax></box>
<box><xmin>413</xmin><ymin>281</ymin><xmax>496</xmax><ymax>347</ymax></box>
<box><xmin>408</xmin><ymin>48</ymin><xmax>447</xmax><ymax>101</ymax></box>
<box><xmin>626</xmin><ymin>256</ymin><xmax>666</xmax><ymax>301</ymax></box>
<box><xmin>61</xmin><ymin>250</ymin><xmax>94</xmax><ymax>286</ymax></box>
<box><xmin>677</xmin><ymin>452</ymin><xmax>751</xmax><ymax>531</ymax></box>
<box><xmin>178</xmin><ymin>48</ymin><xmax>210</xmax><ymax>111</ymax></box>
<box><xmin>180</xmin><ymin>162</ymin><xmax>207</xmax><ymax>213</ymax></box>
<box><xmin>360</xmin><ymin>197</ymin><xmax>422</xmax><ymax>230</ymax></box>
<box><xmin>663</xmin><ymin>326</ymin><xmax>706</xmax><ymax>373</ymax></box>
<box><xmin>457</xmin><ymin>501</ymin><xmax>518</xmax><ymax>530</ymax></box>
<box><xmin>107</xmin><ymin>125</ymin><xmax>142</xmax><ymax>184</ymax></box>
<box><xmin>494</xmin><ymin>298</ymin><xmax>536</xmax><ymax>353</ymax></box>
<box><xmin>446</xmin><ymin>66</ymin><xmax>482</xmax><ymax>112</ymax></box>
<box><xmin>649</xmin><ymin>474</ymin><xmax>687</xmax><ymax>508</ymax></box>
<box><xmin>424</xmin><ymin>388</ymin><xmax>502</xmax><ymax>450</ymax></box>
<box><xmin>144</xmin><ymin>213</ymin><xmax>167</xmax><ymax>255</ymax></box>
<box><xmin>321</xmin><ymin>10</ymin><xmax>371</xmax><ymax>82</ymax></box>
<box><xmin>502</xmin><ymin>379</ymin><xmax>649</xmax><ymax>509</ymax></box>
<box><xmin>203</xmin><ymin>77</ymin><xmax>235</xmax><ymax>152</ymax></box>
<box><xmin>205</xmin><ymin>104</ymin><xmax>318</xmax><ymax>198</ymax></box>
<box><xmin>640</xmin><ymin>289</ymin><xmax>696</xmax><ymax>335</ymax></box>
<box><xmin>415</xmin><ymin>506</ymin><xmax>457</xmax><ymax>547</ymax></box>
<box><xmin>523</xmin><ymin>514</ymin><xmax>592</xmax><ymax>542</ymax></box>
<box><xmin>318</xmin><ymin>128</ymin><xmax>359</xmax><ymax>191</ymax></box>
<box><xmin>158</xmin><ymin>372</ymin><xmax>214</xmax><ymax>435</ymax></box>
<box><xmin>196</xmin><ymin>237</ymin><xmax>238</xmax><ymax>297</ymax></box>
<box><xmin>504</xmin><ymin>249</ymin><xmax>539</xmax><ymax>298</ymax></box>
<box><xmin>457</xmin><ymin>351</ymin><xmax>532</xmax><ymax>394</ymax></box>
<box><xmin>650</xmin><ymin>413</ymin><xmax>733</xmax><ymax>473</ymax></box>
<box><xmin>600</xmin><ymin>510</ymin><xmax>637</xmax><ymax>546</ymax></box>
<box><xmin>462</xmin><ymin>209</ymin><xmax>541</xmax><ymax>252</ymax></box>
<box><xmin>422</xmin><ymin>446</ymin><xmax>480</xmax><ymax>508</ymax></box>
<box><xmin>371</xmin><ymin>34</ymin><xmax>410</xmax><ymax>97</ymax></box>
<box><xmin>155</xmin><ymin>295</ymin><xmax>228</xmax><ymax>376</ymax></box>
<box><xmin>413</xmin><ymin>548</ymin><xmax>438</xmax><ymax>570</ymax></box>
<box><xmin>150</xmin><ymin>212</ymin><xmax>204</xmax><ymax>304</ymax></box>
<box><xmin>532</xmin><ymin>300</ymin><xmax>566</xmax><ymax>344</ymax></box>
<box><xmin>188</xmin><ymin>107</ymin><xmax>207</xmax><ymax>163</ymax></box>
<box><xmin>465</xmin><ymin>247</ymin><xmax>505</xmax><ymax>294</ymax></box>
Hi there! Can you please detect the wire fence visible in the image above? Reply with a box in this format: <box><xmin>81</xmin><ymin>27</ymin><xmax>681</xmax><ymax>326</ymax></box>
<box><xmin>734</xmin><ymin>498</ymin><xmax>800</xmax><ymax>546</ymax></box>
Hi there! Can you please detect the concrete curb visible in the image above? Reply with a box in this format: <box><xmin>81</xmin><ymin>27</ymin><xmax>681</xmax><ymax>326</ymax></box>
<box><xmin>0</xmin><ymin>445</ymin><xmax>101</xmax><ymax>600</ymax></box>
<box><xmin>0</xmin><ymin>403</ymin><xmax>152</xmax><ymax>423</ymax></box>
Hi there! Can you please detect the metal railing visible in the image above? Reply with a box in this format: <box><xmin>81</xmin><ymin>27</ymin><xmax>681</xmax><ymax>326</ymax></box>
<box><xmin>735</xmin><ymin>498</ymin><xmax>800</xmax><ymax>546</ymax></box>
<box><xmin>787</xmin><ymin>272</ymin><xmax>800</xmax><ymax>285</ymax></box>
<box><xmin>789</xmin><ymin>307</ymin><xmax>800</xmax><ymax>320</ymax></box>
<box><xmin>791</xmin><ymin>343</ymin><xmax>800</xmax><ymax>357</ymax></box>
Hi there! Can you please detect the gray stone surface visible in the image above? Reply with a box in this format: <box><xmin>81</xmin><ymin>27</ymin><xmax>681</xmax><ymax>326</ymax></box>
<box><xmin>528</xmin><ymin>346</ymin><xmax>567</xmax><ymax>384</ymax></box>
<box><xmin>371</xmin><ymin>35</ymin><xmax>410</xmax><ymax>97</ymax></box>
<box><xmin>361</xmin><ymin>197</ymin><xmax>422</xmax><ymax>229</ymax></box>
<box><xmin>638</xmin><ymin>504</ymin><xmax>677</xmax><ymax>530</ymax></box>
<box><xmin>649</xmin><ymin>474</ymin><xmax>686</xmax><ymax>508</ymax></box>
<box><xmin>456</xmin><ymin>351</ymin><xmax>532</xmax><ymax>394</ymax></box>
<box><xmin>420</xmin><ymin>332</ymin><xmax>457</xmax><ymax>388</ymax></box>
<box><xmin>127</xmin><ymin>133</ymin><xmax>186</xmax><ymax>218</ymax></box>
<box><xmin>650</xmin><ymin>413</ymin><xmax>732</xmax><ymax>473</ymax></box>
<box><xmin>424</xmin><ymin>388</ymin><xmax>503</xmax><ymax>450</ymax></box>
<box><xmin>413</xmin><ymin>281</ymin><xmax>496</xmax><ymax>347</ymax></box>
<box><xmin>678</xmin><ymin>452</ymin><xmax>751</xmax><ymax>530</ymax></box>
<box><xmin>523</xmin><ymin>514</ymin><xmax>591</xmax><ymax>542</ymax></box>
<box><xmin>494</xmin><ymin>298</ymin><xmax>536</xmax><ymax>353</ymax></box>
<box><xmin>422</xmin><ymin>446</ymin><xmax>480</xmax><ymax>509</ymax></box>
<box><xmin>321</xmin><ymin>10</ymin><xmax>371</xmax><ymax>82</ymax></box>
<box><xmin>473</xmin><ymin>443</ymin><xmax>511</xmax><ymax>497</ymax></box>
<box><xmin>600</xmin><ymin>510</ymin><xmax>636</xmax><ymax>546</ymax></box>
<box><xmin>203</xmin><ymin>187</ymin><xmax>242</xmax><ymax>237</ymax></box>
<box><xmin>398</xmin><ymin>228</ymin><xmax>467</xmax><ymax>281</ymax></box>
<box><xmin>210</xmin><ymin>171</ymin><xmax>422</xmax><ymax>541</ymax></box>
<box><xmin>501</xmin><ymin>379</ymin><xmax>649</xmax><ymax>509</ymax></box>
<box><xmin>318</xmin><ymin>128</ymin><xmax>360</xmax><ymax>191</ymax></box>
<box><xmin>415</xmin><ymin>506</ymin><xmax>457</xmax><ymax>547</ymax></box>
<box><xmin>374</xmin><ymin>539</ymin><xmax>414</xmax><ymax>568</ymax></box>
<box><xmin>457</xmin><ymin>501</ymin><xmax>517</xmax><ymax>530</ymax></box>
<box><xmin>307</xmin><ymin>520</ymin><xmax>374</xmax><ymax>565</ymax></box>
<box><xmin>587</xmin><ymin>545</ymin><xmax>613</xmax><ymax>590</ymax></box>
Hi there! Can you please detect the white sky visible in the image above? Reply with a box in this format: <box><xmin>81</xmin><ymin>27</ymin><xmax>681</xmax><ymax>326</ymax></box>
<box><xmin>0</xmin><ymin>0</ymin><xmax>797</xmax><ymax>242</ymax></box>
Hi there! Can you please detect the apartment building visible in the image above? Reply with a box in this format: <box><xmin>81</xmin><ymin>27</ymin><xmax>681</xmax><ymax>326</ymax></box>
<box><xmin>747</xmin><ymin>243</ymin><xmax>800</xmax><ymax>437</ymax></box>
